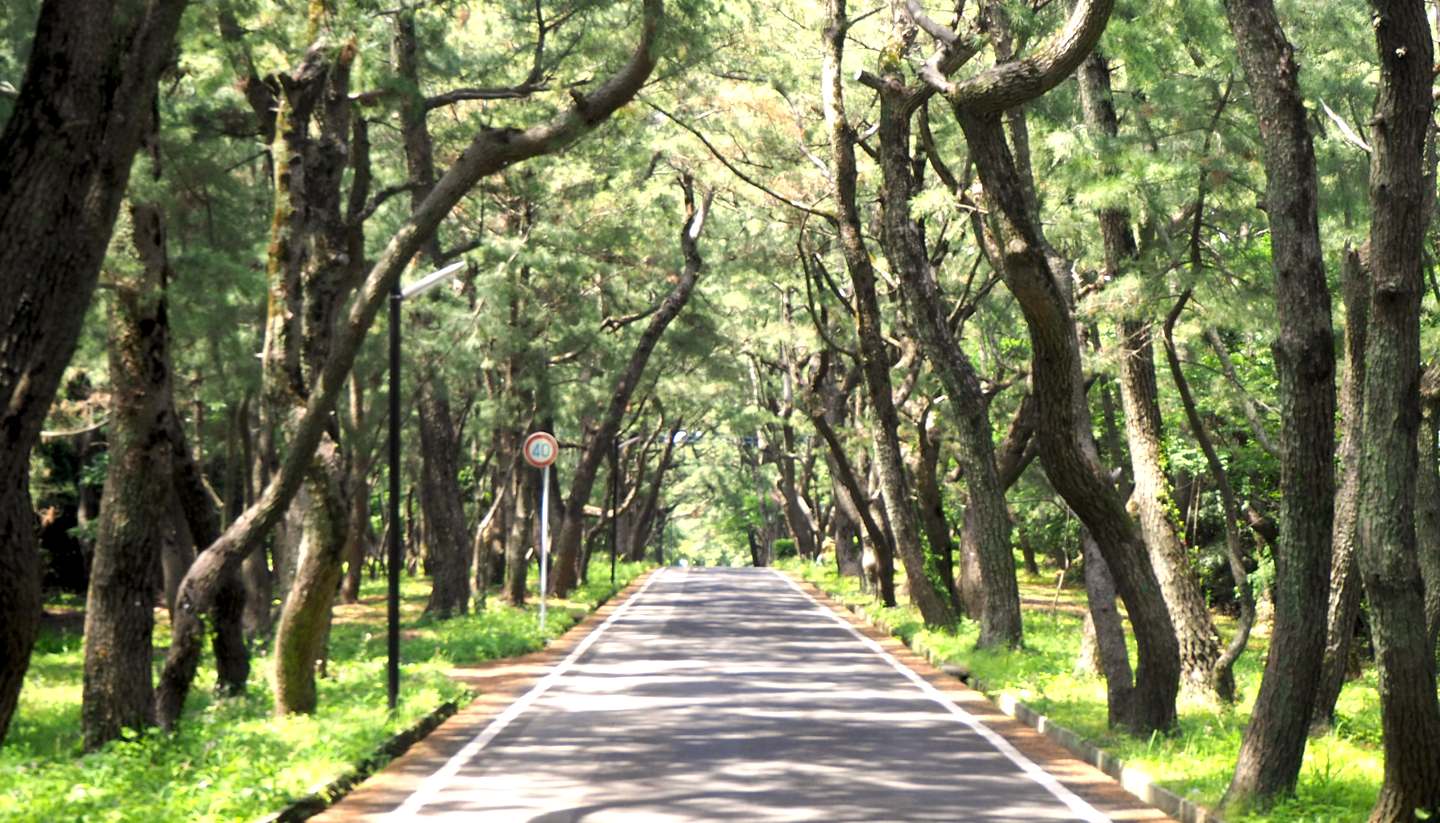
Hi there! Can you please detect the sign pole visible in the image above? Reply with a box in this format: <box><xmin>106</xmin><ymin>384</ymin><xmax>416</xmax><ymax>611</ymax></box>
<box><xmin>539</xmin><ymin>463</ymin><xmax>549</xmax><ymax>631</ymax></box>
<box><xmin>522</xmin><ymin>430</ymin><xmax>558</xmax><ymax>632</ymax></box>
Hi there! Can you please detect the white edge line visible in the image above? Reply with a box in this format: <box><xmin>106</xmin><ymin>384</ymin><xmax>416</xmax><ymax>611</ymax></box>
<box><xmin>385</xmin><ymin>568</ymin><xmax>668</xmax><ymax>819</ymax></box>
<box><xmin>772</xmin><ymin>570</ymin><xmax>1112</xmax><ymax>823</ymax></box>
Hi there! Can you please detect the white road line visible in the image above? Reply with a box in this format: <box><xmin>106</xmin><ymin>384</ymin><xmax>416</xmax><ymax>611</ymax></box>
<box><xmin>772</xmin><ymin>569</ymin><xmax>1113</xmax><ymax>823</ymax></box>
<box><xmin>384</xmin><ymin>569</ymin><xmax>668</xmax><ymax>819</ymax></box>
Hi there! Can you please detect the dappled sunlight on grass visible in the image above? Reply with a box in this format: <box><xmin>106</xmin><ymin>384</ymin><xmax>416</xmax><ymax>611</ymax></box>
<box><xmin>0</xmin><ymin>558</ymin><xmax>651</xmax><ymax>821</ymax></box>
<box><xmin>784</xmin><ymin>559</ymin><xmax>1386</xmax><ymax>823</ymax></box>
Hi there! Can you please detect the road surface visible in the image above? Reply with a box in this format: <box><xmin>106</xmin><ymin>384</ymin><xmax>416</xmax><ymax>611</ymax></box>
<box><xmin>371</xmin><ymin>567</ymin><xmax>1123</xmax><ymax>821</ymax></box>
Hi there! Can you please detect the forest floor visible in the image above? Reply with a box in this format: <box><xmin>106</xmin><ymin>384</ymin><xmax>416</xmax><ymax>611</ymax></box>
<box><xmin>0</xmin><ymin>558</ymin><xmax>651</xmax><ymax>822</ymax></box>
<box><xmin>784</xmin><ymin>559</ymin><xmax>1386</xmax><ymax>823</ymax></box>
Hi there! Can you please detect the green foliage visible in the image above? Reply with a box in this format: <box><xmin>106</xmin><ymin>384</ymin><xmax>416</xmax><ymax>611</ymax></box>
<box><xmin>788</xmin><ymin>561</ymin><xmax>1384</xmax><ymax>823</ymax></box>
<box><xmin>0</xmin><ymin>558</ymin><xmax>650</xmax><ymax>821</ymax></box>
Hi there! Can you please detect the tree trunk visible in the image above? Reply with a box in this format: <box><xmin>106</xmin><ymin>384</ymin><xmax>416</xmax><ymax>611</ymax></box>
<box><xmin>550</xmin><ymin>177</ymin><xmax>711</xmax><ymax>596</ymax></box>
<box><xmin>955</xmin><ymin>108</ymin><xmax>1178</xmax><ymax>734</ymax></box>
<box><xmin>1419</xmin><ymin>363</ymin><xmax>1440</xmax><ymax>660</ymax></box>
<box><xmin>809</xmin><ymin>354</ymin><xmax>898</xmax><ymax>606</ymax></box>
<box><xmin>0</xmin><ymin>0</ymin><xmax>190</xmax><ymax>744</ymax></box>
<box><xmin>1311</xmin><ymin>248</ymin><xmax>1370</xmax><ymax>733</ymax></box>
<box><xmin>1078</xmin><ymin>53</ymin><xmax>1227</xmax><ymax>699</ymax></box>
<box><xmin>503</xmin><ymin>453</ymin><xmax>532</xmax><ymax>606</ymax></box>
<box><xmin>1080</xmin><ymin>529</ymin><xmax>1135</xmax><ymax>728</ymax></box>
<box><xmin>1220</xmin><ymin>0</ymin><xmax>1339</xmax><ymax>808</ymax></box>
<box><xmin>1353</xmin><ymin>4</ymin><xmax>1440</xmax><ymax>818</ymax></box>
<box><xmin>81</xmin><ymin>202</ymin><xmax>175</xmax><ymax>750</ymax></box>
<box><xmin>1162</xmin><ymin>289</ymin><xmax>1255</xmax><ymax>708</ymax></box>
<box><xmin>154</xmin><ymin>0</ymin><xmax>663</xmax><ymax>730</ymax></box>
<box><xmin>821</xmin><ymin>0</ymin><xmax>954</xmax><ymax>627</ymax></box>
<box><xmin>872</xmin><ymin>77</ymin><xmax>1018</xmax><ymax>643</ymax></box>
<box><xmin>417</xmin><ymin>371</ymin><xmax>471</xmax><ymax>617</ymax></box>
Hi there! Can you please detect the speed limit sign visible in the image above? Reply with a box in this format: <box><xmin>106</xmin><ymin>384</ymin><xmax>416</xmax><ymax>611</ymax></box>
<box><xmin>523</xmin><ymin>431</ymin><xmax>559</xmax><ymax>468</ymax></box>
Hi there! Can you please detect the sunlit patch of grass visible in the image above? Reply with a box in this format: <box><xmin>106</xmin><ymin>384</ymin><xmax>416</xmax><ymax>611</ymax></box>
<box><xmin>0</xmin><ymin>558</ymin><xmax>651</xmax><ymax>821</ymax></box>
<box><xmin>783</xmin><ymin>559</ymin><xmax>1384</xmax><ymax>823</ymax></box>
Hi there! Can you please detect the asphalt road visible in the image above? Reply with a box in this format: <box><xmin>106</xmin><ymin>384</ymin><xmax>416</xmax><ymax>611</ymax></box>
<box><xmin>384</xmin><ymin>567</ymin><xmax>1112</xmax><ymax>822</ymax></box>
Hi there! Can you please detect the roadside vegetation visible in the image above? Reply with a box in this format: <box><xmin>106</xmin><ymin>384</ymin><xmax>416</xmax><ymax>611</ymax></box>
<box><xmin>0</xmin><ymin>559</ymin><xmax>648</xmax><ymax>822</ymax></box>
<box><xmin>786</xmin><ymin>559</ymin><xmax>1383</xmax><ymax>823</ymax></box>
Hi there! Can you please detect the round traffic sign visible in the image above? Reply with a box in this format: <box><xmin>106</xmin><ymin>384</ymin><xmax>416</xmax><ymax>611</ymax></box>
<box><xmin>523</xmin><ymin>431</ymin><xmax>559</xmax><ymax>468</ymax></box>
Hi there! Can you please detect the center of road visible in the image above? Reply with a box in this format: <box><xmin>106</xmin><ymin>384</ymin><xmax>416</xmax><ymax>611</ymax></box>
<box><xmin>382</xmin><ymin>567</ymin><xmax>1115</xmax><ymax>821</ymax></box>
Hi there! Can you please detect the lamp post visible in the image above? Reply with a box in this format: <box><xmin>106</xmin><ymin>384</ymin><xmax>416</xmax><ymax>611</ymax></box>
<box><xmin>387</xmin><ymin>260</ymin><xmax>465</xmax><ymax>712</ymax></box>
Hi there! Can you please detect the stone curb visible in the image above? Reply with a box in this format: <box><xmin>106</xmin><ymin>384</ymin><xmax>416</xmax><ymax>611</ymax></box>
<box><xmin>257</xmin><ymin>574</ymin><xmax>648</xmax><ymax>822</ymax></box>
<box><xmin>822</xmin><ymin>583</ymin><xmax>1223</xmax><ymax>823</ymax></box>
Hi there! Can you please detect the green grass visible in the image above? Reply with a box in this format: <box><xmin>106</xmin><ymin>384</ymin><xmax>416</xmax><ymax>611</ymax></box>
<box><xmin>0</xmin><ymin>558</ymin><xmax>650</xmax><ymax>822</ymax></box>
<box><xmin>784</xmin><ymin>559</ymin><xmax>1385</xmax><ymax>823</ymax></box>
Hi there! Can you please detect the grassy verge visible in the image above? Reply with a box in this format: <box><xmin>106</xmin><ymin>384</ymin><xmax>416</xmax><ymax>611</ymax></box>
<box><xmin>783</xmin><ymin>559</ymin><xmax>1384</xmax><ymax>823</ymax></box>
<box><xmin>0</xmin><ymin>558</ymin><xmax>650</xmax><ymax>822</ymax></box>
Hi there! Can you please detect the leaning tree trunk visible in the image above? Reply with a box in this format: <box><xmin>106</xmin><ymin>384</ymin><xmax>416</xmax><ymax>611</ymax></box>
<box><xmin>1078</xmin><ymin>52</ymin><xmax>1228</xmax><ymax>699</ymax></box>
<box><xmin>154</xmin><ymin>0</ymin><xmax>663</xmax><ymax>730</ymax></box>
<box><xmin>81</xmin><ymin>203</ymin><xmax>175</xmax><ymax>751</ymax></box>
<box><xmin>417</xmin><ymin>370</ymin><xmax>471</xmax><ymax>617</ymax></box>
<box><xmin>820</xmin><ymin>0</ymin><xmax>955</xmax><ymax>628</ymax></box>
<box><xmin>1311</xmin><ymin>248</ymin><xmax>1370</xmax><ymax>733</ymax></box>
<box><xmin>0</xmin><ymin>0</ymin><xmax>189</xmax><ymax>744</ymax></box>
<box><xmin>871</xmin><ymin>76</ymin><xmax>1019</xmax><ymax>645</ymax></box>
<box><xmin>1353</xmin><ymin>3</ymin><xmax>1440</xmax><ymax>818</ymax></box>
<box><xmin>1220</xmin><ymin>0</ymin><xmax>1338</xmax><ymax>808</ymax></box>
<box><xmin>910</xmin><ymin>0</ymin><xmax>1178</xmax><ymax>731</ymax></box>
<box><xmin>549</xmin><ymin>177</ymin><xmax>711</xmax><ymax>596</ymax></box>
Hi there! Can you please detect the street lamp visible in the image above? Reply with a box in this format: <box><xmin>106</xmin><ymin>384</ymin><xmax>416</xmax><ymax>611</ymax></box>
<box><xmin>609</xmin><ymin>435</ymin><xmax>644</xmax><ymax>586</ymax></box>
<box><xmin>388</xmin><ymin>259</ymin><xmax>465</xmax><ymax>711</ymax></box>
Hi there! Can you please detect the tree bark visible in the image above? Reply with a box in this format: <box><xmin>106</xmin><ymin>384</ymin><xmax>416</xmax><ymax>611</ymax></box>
<box><xmin>948</xmin><ymin>107</ymin><xmax>1179</xmax><ymax>734</ymax></box>
<box><xmin>1220</xmin><ymin>0</ymin><xmax>1339</xmax><ymax>808</ymax></box>
<box><xmin>1353</xmin><ymin>3</ymin><xmax>1440</xmax><ymax>818</ymax></box>
<box><xmin>417</xmin><ymin>371</ymin><xmax>471</xmax><ymax>617</ymax></box>
<box><xmin>1080</xmin><ymin>529</ymin><xmax>1135</xmax><ymax>728</ymax></box>
<box><xmin>871</xmin><ymin>69</ymin><xmax>1020</xmax><ymax>644</ymax></box>
<box><xmin>1311</xmin><ymin>248</ymin><xmax>1369</xmax><ymax>733</ymax></box>
<box><xmin>549</xmin><ymin>177</ymin><xmax>710</xmax><ymax>596</ymax></box>
<box><xmin>1162</xmin><ymin>290</ymin><xmax>1255</xmax><ymax>710</ymax></box>
<box><xmin>0</xmin><ymin>0</ymin><xmax>189</xmax><ymax>744</ymax></box>
<box><xmin>1419</xmin><ymin>362</ymin><xmax>1440</xmax><ymax>661</ymax></box>
<box><xmin>81</xmin><ymin>203</ymin><xmax>175</xmax><ymax>750</ymax></box>
<box><xmin>821</xmin><ymin>0</ymin><xmax>955</xmax><ymax>628</ymax></box>
<box><xmin>1078</xmin><ymin>53</ymin><xmax>1228</xmax><ymax>699</ymax></box>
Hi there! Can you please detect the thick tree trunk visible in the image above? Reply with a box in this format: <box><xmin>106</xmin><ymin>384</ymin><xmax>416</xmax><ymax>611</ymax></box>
<box><xmin>956</xmin><ymin>109</ymin><xmax>1178</xmax><ymax>733</ymax></box>
<box><xmin>1078</xmin><ymin>53</ymin><xmax>1227</xmax><ymax>698</ymax></box>
<box><xmin>1311</xmin><ymin>248</ymin><xmax>1369</xmax><ymax>733</ymax></box>
<box><xmin>417</xmin><ymin>371</ymin><xmax>471</xmax><ymax>617</ymax></box>
<box><xmin>910</xmin><ymin>423</ymin><xmax>964</xmax><ymax>619</ymax></box>
<box><xmin>549</xmin><ymin>178</ymin><xmax>710</xmax><ymax>595</ymax></box>
<box><xmin>1220</xmin><ymin>0</ymin><xmax>1339</xmax><ymax>808</ymax></box>
<box><xmin>0</xmin><ymin>0</ymin><xmax>189</xmax><ymax>744</ymax></box>
<box><xmin>273</xmin><ymin>437</ymin><xmax>348</xmax><ymax>714</ymax></box>
<box><xmin>1353</xmin><ymin>4</ymin><xmax>1440</xmax><ymax>818</ymax></box>
<box><xmin>81</xmin><ymin>203</ymin><xmax>175</xmax><ymax>750</ymax></box>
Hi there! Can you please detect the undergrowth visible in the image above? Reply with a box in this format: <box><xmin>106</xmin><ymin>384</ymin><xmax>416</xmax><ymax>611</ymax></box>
<box><xmin>0</xmin><ymin>558</ymin><xmax>649</xmax><ymax>822</ymax></box>
<box><xmin>784</xmin><ymin>558</ymin><xmax>1384</xmax><ymax>823</ymax></box>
